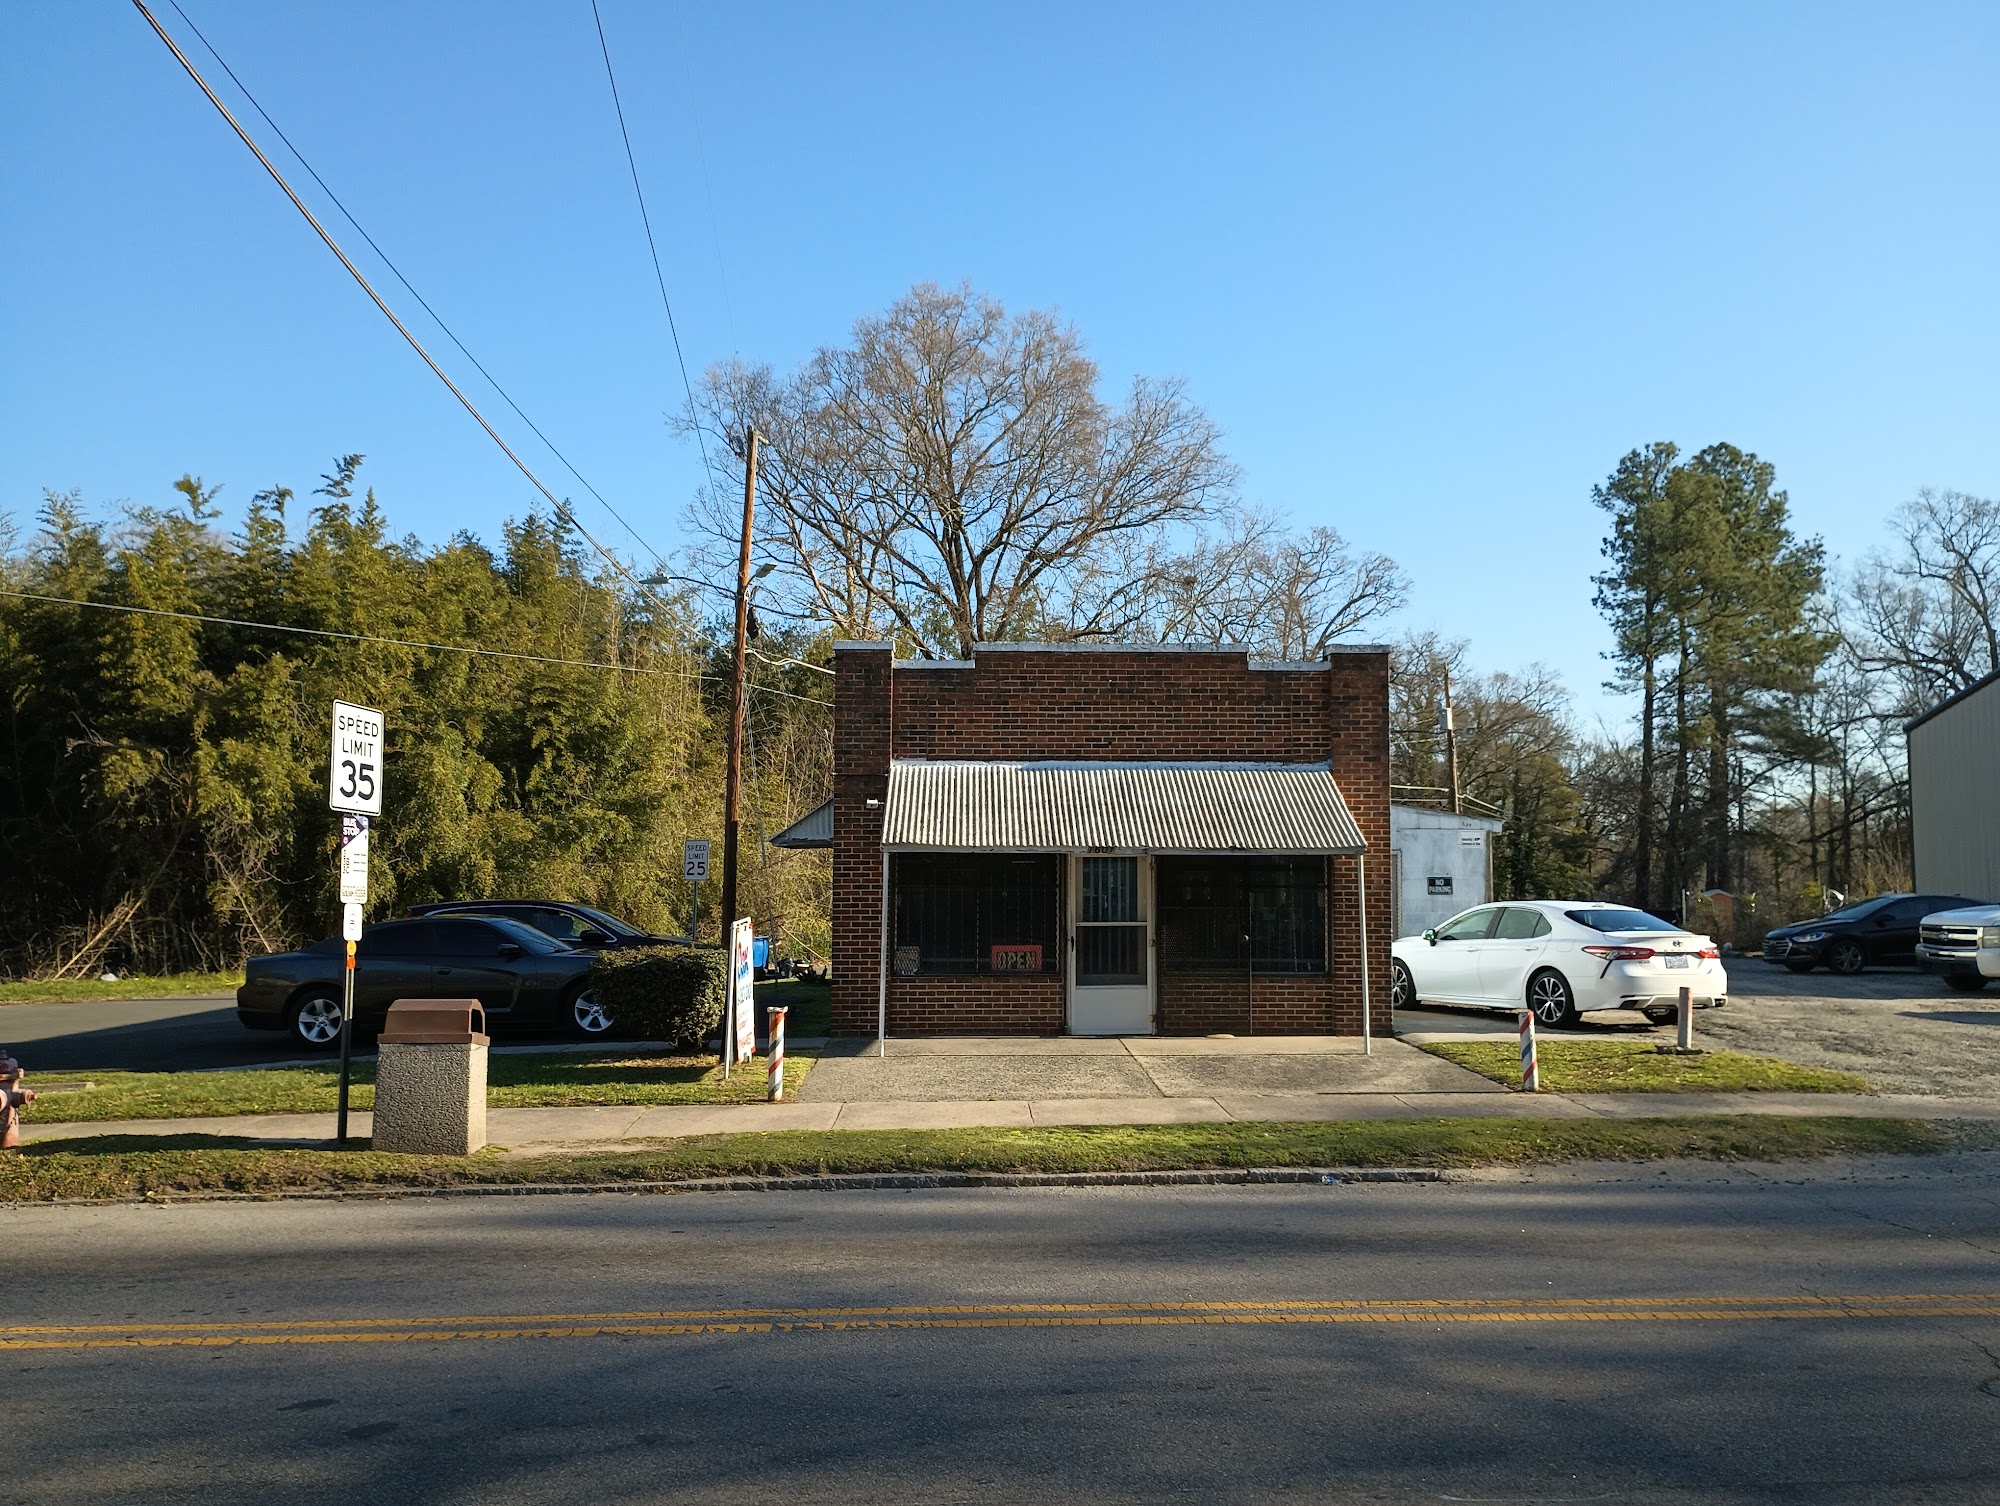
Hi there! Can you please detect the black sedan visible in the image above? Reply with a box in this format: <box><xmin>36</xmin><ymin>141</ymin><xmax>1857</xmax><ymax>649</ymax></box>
<box><xmin>1761</xmin><ymin>892</ymin><xmax>1983</xmax><ymax>975</ymax></box>
<box><xmin>236</xmin><ymin>915</ymin><xmax>611</xmax><ymax>1050</ymax></box>
<box><xmin>404</xmin><ymin>899</ymin><xmax>685</xmax><ymax>951</ymax></box>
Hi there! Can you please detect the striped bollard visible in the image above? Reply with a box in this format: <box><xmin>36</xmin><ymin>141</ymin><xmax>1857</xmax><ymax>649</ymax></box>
<box><xmin>1518</xmin><ymin>1009</ymin><xmax>1538</xmax><ymax>1093</ymax></box>
<box><xmin>767</xmin><ymin>1006</ymin><xmax>787</xmax><ymax>1102</ymax></box>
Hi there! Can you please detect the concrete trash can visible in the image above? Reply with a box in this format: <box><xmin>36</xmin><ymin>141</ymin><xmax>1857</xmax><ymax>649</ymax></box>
<box><xmin>372</xmin><ymin>999</ymin><xmax>488</xmax><ymax>1155</ymax></box>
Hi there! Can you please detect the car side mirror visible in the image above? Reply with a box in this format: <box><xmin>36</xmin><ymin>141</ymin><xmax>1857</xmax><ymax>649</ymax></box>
<box><xmin>579</xmin><ymin>928</ymin><xmax>613</xmax><ymax>946</ymax></box>
<box><xmin>1423</xmin><ymin>929</ymin><xmax>1438</xmax><ymax>946</ymax></box>
<box><xmin>496</xmin><ymin>942</ymin><xmax>523</xmax><ymax>959</ymax></box>
<box><xmin>1874</xmin><ymin>916</ymin><xmax>1891</xmax><ymax>927</ymax></box>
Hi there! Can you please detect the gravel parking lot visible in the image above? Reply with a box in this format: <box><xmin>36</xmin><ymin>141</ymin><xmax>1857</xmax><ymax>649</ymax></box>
<box><xmin>1398</xmin><ymin>960</ymin><xmax>2000</xmax><ymax>1099</ymax></box>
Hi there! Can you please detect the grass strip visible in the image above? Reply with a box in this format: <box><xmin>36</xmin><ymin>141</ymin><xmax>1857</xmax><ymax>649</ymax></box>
<box><xmin>21</xmin><ymin>1051</ymin><xmax>816</xmax><ymax>1124</ymax></box>
<box><xmin>0</xmin><ymin>972</ymin><xmax>244</xmax><ymax>1005</ymax></box>
<box><xmin>0</xmin><ymin>1115</ymin><xmax>1956</xmax><ymax>1203</ymax></box>
<box><xmin>1419</xmin><ymin>1039</ymin><xmax>1873</xmax><ymax>1093</ymax></box>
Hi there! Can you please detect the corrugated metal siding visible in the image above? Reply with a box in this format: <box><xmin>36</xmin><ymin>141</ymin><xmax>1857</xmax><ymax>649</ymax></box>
<box><xmin>1909</xmin><ymin>677</ymin><xmax>2000</xmax><ymax>900</ymax></box>
<box><xmin>881</xmin><ymin>760</ymin><xmax>1367</xmax><ymax>854</ymax></box>
<box><xmin>769</xmin><ymin>799</ymin><xmax>832</xmax><ymax>849</ymax></box>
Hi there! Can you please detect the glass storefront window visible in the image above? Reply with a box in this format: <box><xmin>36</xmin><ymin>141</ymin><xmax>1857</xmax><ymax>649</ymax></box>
<box><xmin>1081</xmin><ymin>856</ymin><xmax>1140</xmax><ymax>922</ymax></box>
<box><xmin>1156</xmin><ymin>856</ymin><xmax>1328</xmax><ymax>973</ymax></box>
<box><xmin>892</xmin><ymin>854</ymin><xmax>1062</xmax><ymax>975</ymax></box>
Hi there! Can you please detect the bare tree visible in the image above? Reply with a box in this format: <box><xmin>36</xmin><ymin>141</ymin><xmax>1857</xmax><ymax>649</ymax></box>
<box><xmin>1853</xmin><ymin>487</ymin><xmax>2000</xmax><ymax>708</ymax></box>
<box><xmin>1131</xmin><ymin>507</ymin><xmax>1408</xmax><ymax>658</ymax></box>
<box><xmin>682</xmin><ymin>284</ymin><xmax>1237</xmax><ymax>657</ymax></box>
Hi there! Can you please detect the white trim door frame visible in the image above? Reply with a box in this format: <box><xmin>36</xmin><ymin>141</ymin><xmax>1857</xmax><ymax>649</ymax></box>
<box><xmin>1068</xmin><ymin>854</ymin><xmax>1155</xmax><ymax>1035</ymax></box>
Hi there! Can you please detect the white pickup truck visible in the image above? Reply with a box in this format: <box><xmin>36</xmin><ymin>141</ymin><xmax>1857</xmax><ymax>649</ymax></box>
<box><xmin>1915</xmin><ymin>905</ymin><xmax>2000</xmax><ymax>993</ymax></box>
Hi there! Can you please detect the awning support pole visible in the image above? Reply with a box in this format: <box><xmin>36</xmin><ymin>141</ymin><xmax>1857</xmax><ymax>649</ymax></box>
<box><xmin>1358</xmin><ymin>851</ymin><xmax>1372</xmax><ymax>1056</ymax></box>
<box><xmin>877</xmin><ymin>848</ymin><xmax>889</xmax><ymax>1058</ymax></box>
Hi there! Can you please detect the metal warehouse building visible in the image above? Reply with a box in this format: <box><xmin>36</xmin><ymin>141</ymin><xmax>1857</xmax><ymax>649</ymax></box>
<box><xmin>1907</xmin><ymin>669</ymin><xmax>2000</xmax><ymax>902</ymax></box>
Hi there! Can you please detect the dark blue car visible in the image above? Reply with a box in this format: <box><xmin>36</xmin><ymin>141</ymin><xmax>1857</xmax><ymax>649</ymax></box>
<box><xmin>1761</xmin><ymin>892</ymin><xmax>1984</xmax><ymax>975</ymax></box>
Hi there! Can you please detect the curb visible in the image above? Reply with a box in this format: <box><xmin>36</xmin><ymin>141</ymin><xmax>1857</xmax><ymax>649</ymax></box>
<box><xmin>24</xmin><ymin>1165</ymin><xmax>1448</xmax><ymax>1207</ymax></box>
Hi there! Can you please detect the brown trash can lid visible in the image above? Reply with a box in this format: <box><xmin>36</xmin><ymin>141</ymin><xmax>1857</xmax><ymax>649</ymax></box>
<box><xmin>380</xmin><ymin>998</ymin><xmax>488</xmax><ymax>1045</ymax></box>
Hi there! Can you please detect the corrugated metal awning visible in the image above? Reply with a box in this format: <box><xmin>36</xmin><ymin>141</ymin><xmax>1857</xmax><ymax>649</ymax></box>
<box><xmin>881</xmin><ymin>760</ymin><xmax>1366</xmax><ymax>854</ymax></box>
<box><xmin>769</xmin><ymin>799</ymin><xmax>832</xmax><ymax>849</ymax></box>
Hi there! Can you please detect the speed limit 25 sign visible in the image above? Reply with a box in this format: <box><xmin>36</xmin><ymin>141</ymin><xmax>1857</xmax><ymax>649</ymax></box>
<box><xmin>329</xmin><ymin>700</ymin><xmax>385</xmax><ymax>815</ymax></box>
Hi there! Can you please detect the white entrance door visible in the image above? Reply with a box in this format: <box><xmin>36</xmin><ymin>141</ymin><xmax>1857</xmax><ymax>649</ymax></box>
<box><xmin>1070</xmin><ymin>855</ymin><xmax>1154</xmax><ymax>1035</ymax></box>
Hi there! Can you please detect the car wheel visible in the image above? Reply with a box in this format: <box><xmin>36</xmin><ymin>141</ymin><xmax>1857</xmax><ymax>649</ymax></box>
<box><xmin>1827</xmin><ymin>939</ymin><xmax>1866</xmax><ymax>976</ymax></box>
<box><xmin>1391</xmin><ymin>959</ymin><xmax>1414</xmax><ymax>1011</ymax></box>
<box><xmin>1526</xmin><ymin>969</ymin><xmax>1579</xmax><ymax>1029</ymax></box>
<box><xmin>1783</xmin><ymin>960</ymin><xmax>1815</xmax><ymax>974</ymax></box>
<box><xmin>1945</xmin><ymin>974</ymin><xmax>1990</xmax><ymax>994</ymax></box>
<box><xmin>568</xmin><ymin>985</ymin><xmax>615</xmax><ymax>1039</ymax></box>
<box><xmin>287</xmin><ymin>990</ymin><xmax>345</xmax><ymax>1050</ymax></box>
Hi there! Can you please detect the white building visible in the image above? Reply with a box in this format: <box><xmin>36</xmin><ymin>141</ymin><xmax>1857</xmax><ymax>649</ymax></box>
<box><xmin>1390</xmin><ymin>804</ymin><xmax>1505</xmax><ymax>937</ymax></box>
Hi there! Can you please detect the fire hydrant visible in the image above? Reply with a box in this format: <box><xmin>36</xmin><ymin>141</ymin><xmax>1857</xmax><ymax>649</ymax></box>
<box><xmin>0</xmin><ymin>1049</ymin><xmax>35</xmax><ymax>1150</ymax></box>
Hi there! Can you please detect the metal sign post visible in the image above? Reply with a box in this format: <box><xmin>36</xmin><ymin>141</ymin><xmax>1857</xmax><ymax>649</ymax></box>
<box><xmin>684</xmin><ymin>839</ymin><xmax>710</xmax><ymax>942</ymax></box>
<box><xmin>329</xmin><ymin>701</ymin><xmax>384</xmax><ymax>1146</ymax></box>
<box><xmin>336</xmin><ymin>901</ymin><xmax>362</xmax><ymax>1141</ymax></box>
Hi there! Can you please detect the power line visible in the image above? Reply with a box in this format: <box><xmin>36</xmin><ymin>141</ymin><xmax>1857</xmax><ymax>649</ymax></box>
<box><xmin>0</xmin><ymin>588</ymin><xmax>831</xmax><ymax>705</ymax></box>
<box><xmin>670</xmin><ymin>4</ymin><xmax>739</xmax><ymax>354</ymax></box>
<box><xmin>161</xmin><ymin>0</ymin><xmax>670</xmax><ymax>573</ymax></box>
<box><xmin>588</xmin><ymin>0</ymin><xmax>723</xmax><ymax>491</ymax></box>
<box><xmin>128</xmin><ymin>0</ymin><xmax>693</xmax><ymax>643</ymax></box>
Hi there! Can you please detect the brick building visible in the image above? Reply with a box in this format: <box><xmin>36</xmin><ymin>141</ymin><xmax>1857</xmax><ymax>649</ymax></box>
<box><xmin>830</xmin><ymin>642</ymin><xmax>1392</xmax><ymax>1039</ymax></box>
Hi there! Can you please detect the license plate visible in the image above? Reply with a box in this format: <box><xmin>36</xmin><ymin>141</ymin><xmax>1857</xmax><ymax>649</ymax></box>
<box><xmin>1664</xmin><ymin>954</ymin><xmax>1689</xmax><ymax>969</ymax></box>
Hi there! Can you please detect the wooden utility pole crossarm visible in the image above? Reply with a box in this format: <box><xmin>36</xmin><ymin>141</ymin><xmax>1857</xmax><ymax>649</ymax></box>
<box><xmin>721</xmin><ymin>429</ymin><xmax>759</xmax><ymax>936</ymax></box>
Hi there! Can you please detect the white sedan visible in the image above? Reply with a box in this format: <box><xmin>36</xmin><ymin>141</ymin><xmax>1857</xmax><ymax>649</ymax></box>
<box><xmin>1390</xmin><ymin>901</ymin><xmax>1729</xmax><ymax>1028</ymax></box>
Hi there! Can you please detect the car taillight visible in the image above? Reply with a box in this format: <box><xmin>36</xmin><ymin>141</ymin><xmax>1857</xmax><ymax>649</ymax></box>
<box><xmin>1583</xmin><ymin>945</ymin><xmax>1655</xmax><ymax>961</ymax></box>
<box><xmin>1697</xmin><ymin>947</ymin><xmax>1720</xmax><ymax>959</ymax></box>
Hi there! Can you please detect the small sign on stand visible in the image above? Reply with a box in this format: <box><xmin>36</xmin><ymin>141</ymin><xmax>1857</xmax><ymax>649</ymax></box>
<box><xmin>724</xmin><ymin>917</ymin><xmax>755</xmax><ymax>1075</ymax></box>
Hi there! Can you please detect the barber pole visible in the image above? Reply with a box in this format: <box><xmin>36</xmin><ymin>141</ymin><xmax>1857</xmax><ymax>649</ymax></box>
<box><xmin>1518</xmin><ymin>1010</ymin><xmax>1539</xmax><ymax>1092</ymax></box>
<box><xmin>767</xmin><ymin>1006</ymin><xmax>787</xmax><ymax>1102</ymax></box>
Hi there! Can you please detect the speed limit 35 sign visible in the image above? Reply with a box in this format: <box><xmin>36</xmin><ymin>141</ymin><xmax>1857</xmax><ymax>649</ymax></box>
<box><xmin>329</xmin><ymin>700</ymin><xmax>385</xmax><ymax>815</ymax></box>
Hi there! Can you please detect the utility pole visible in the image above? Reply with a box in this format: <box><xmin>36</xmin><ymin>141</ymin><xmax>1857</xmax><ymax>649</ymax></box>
<box><xmin>721</xmin><ymin>428</ymin><xmax>759</xmax><ymax>939</ymax></box>
<box><xmin>1441</xmin><ymin>666</ymin><xmax>1462</xmax><ymax>815</ymax></box>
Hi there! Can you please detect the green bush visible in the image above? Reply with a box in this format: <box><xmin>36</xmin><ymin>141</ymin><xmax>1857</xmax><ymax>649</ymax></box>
<box><xmin>590</xmin><ymin>946</ymin><xmax>729</xmax><ymax>1049</ymax></box>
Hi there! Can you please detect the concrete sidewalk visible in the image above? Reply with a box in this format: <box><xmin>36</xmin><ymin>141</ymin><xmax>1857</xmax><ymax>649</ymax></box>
<box><xmin>21</xmin><ymin>1030</ymin><xmax>2000</xmax><ymax>1154</ymax></box>
<box><xmin>796</xmin><ymin>1034</ymin><xmax>1493</xmax><ymax>1102</ymax></box>
<box><xmin>22</xmin><ymin>1089</ymin><xmax>2000</xmax><ymax>1154</ymax></box>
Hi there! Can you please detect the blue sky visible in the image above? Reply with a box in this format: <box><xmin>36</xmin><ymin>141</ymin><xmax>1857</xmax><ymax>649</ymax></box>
<box><xmin>6</xmin><ymin>2</ymin><xmax>1997</xmax><ymax>731</ymax></box>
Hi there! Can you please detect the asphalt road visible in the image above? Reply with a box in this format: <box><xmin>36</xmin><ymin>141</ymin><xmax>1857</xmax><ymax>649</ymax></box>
<box><xmin>0</xmin><ymin>995</ymin><xmax>623</xmax><ymax>1073</ymax></box>
<box><xmin>10</xmin><ymin>1154</ymin><xmax>2000</xmax><ymax>1504</ymax></box>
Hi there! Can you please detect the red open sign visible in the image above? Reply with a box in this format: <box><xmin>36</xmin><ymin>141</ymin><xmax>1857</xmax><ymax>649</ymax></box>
<box><xmin>990</xmin><ymin>944</ymin><xmax>1043</xmax><ymax>972</ymax></box>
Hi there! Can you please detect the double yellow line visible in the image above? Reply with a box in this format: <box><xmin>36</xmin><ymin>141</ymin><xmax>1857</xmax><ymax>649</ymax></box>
<box><xmin>9</xmin><ymin>1292</ymin><xmax>2000</xmax><ymax>1351</ymax></box>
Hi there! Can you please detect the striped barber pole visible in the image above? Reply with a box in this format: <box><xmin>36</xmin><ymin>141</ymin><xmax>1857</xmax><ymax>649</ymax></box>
<box><xmin>1518</xmin><ymin>1009</ymin><xmax>1538</xmax><ymax>1092</ymax></box>
<box><xmin>767</xmin><ymin>1006</ymin><xmax>787</xmax><ymax>1102</ymax></box>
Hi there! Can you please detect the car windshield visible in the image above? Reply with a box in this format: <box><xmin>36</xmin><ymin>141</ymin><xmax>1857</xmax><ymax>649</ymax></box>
<box><xmin>487</xmin><ymin>917</ymin><xmax>567</xmax><ymax>953</ymax></box>
<box><xmin>1565</xmin><ymin>908</ymin><xmax>1683</xmax><ymax>934</ymax></box>
<box><xmin>572</xmin><ymin>905</ymin><xmax>645</xmax><ymax>937</ymax></box>
<box><xmin>1815</xmin><ymin>898</ymin><xmax>1893</xmax><ymax>923</ymax></box>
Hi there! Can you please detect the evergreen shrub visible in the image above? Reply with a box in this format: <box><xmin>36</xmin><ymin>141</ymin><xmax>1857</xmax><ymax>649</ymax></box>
<box><xmin>590</xmin><ymin>946</ymin><xmax>729</xmax><ymax>1049</ymax></box>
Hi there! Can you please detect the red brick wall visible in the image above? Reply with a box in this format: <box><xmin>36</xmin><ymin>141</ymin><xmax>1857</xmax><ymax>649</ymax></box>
<box><xmin>830</xmin><ymin>644</ymin><xmax>1392</xmax><ymax>1038</ymax></box>
<box><xmin>1156</xmin><ymin>972</ymin><xmax>1366</xmax><ymax>1036</ymax></box>
<box><xmin>880</xmin><ymin>975</ymin><xmax>1066</xmax><ymax>1035</ymax></box>
<box><xmin>830</xmin><ymin>647</ymin><xmax>891</xmax><ymax>1037</ymax></box>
